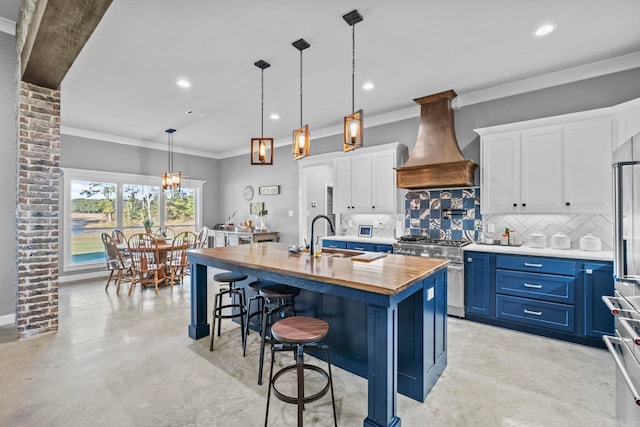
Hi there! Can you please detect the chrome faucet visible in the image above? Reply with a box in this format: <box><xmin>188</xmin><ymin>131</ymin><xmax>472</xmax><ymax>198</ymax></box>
<box><xmin>310</xmin><ymin>215</ymin><xmax>335</xmax><ymax>257</ymax></box>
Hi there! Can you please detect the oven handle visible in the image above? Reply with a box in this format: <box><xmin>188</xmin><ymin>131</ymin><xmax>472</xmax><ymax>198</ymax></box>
<box><xmin>602</xmin><ymin>295</ymin><xmax>634</xmax><ymax>315</ymax></box>
<box><xmin>603</xmin><ymin>335</ymin><xmax>640</xmax><ymax>406</ymax></box>
<box><xmin>619</xmin><ymin>318</ymin><xmax>640</xmax><ymax>346</ymax></box>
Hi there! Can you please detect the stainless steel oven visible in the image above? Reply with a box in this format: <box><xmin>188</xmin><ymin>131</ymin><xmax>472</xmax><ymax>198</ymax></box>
<box><xmin>393</xmin><ymin>236</ymin><xmax>469</xmax><ymax>318</ymax></box>
<box><xmin>602</xmin><ymin>131</ymin><xmax>640</xmax><ymax>425</ymax></box>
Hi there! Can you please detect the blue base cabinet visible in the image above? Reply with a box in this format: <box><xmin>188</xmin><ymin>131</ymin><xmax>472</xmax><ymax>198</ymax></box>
<box><xmin>465</xmin><ymin>252</ymin><xmax>492</xmax><ymax>317</ymax></box>
<box><xmin>323</xmin><ymin>239</ymin><xmax>394</xmax><ymax>253</ymax></box>
<box><xmin>465</xmin><ymin>252</ymin><xmax>614</xmax><ymax>348</ymax></box>
<box><xmin>583</xmin><ymin>262</ymin><xmax>614</xmax><ymax>338</ymax></box>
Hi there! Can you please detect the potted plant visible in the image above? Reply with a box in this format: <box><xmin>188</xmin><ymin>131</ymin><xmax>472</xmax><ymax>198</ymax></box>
<box><xmin>143</xmin><ymin>218</ymin><xmax>154</xmax><ymax>234</ymax></box>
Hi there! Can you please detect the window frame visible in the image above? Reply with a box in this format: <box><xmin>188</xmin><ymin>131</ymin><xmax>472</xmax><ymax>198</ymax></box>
<box><xmin>62</xmin><ymin>168</ymin><xmax>205</xmax><ymax>272</ymax></box>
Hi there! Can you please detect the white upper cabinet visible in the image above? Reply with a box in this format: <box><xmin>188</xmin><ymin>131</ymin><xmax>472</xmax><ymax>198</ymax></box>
<box><xmin>478</xmin><ymin>110</ymin><xmax>617</xmax><ymax>215</ymax></box>
<box><xmin>481</xmin><ymin>132</ymin><xmax>520</xmax><ymax>213</ymax></box>
<box><xmin>613</xmin><ymin>97</ymin><xmax>640</xmax><ymax>150</ymax></box>
<box><xmin>563</xmin><ymin>119</ymin><xmax>612</xmax><ymax>213</ymax></box>
<box><xmin>520</xmin><ymin>126</ymin><xmax>563</xmax><ymax>212</ymax></box>
<box><xmin>332</xmin><ymin>143</ymin><xmax>407</xmax><ymax>214</ymax></box>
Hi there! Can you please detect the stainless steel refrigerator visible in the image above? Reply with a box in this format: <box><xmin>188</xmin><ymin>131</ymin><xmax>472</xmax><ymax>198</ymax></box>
<box><xmin>603</xmin><ymin>130</ymin><xmax>640</xmax><ymax>426</ymax></box>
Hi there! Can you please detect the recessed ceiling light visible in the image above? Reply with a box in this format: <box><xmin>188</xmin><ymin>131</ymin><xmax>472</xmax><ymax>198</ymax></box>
<box><xmin>534</xmin><ymin>24</ymin><xmax>556</xmax><ymax>37</ymax></box>
<box><xmin>270</xmin><ymin>113</ymin><xmax>280</xmax><ymax>120</ymax></box>
<box><xmin>176</xmin><ymin>79</ymin><xmax>191</xmax><ymax>88</ymax></box>
<box><xmin>362</xmin><ymin>82</ymin><xmax>375</xmax><ymax>90</ymax></box>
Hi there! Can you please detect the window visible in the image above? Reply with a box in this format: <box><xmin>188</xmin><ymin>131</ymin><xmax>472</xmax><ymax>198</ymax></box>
<box><xmin>62</xmin><ymin>168</ymin><xmax>205</xmax><ymax>272</ymax></box>
<box><xmin>70</xmin><ymin>181</ymin><xmax>117</xmax><ymax>264</ymax></box>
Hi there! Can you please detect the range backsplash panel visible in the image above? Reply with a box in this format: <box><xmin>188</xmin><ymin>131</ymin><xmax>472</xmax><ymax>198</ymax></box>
<box><xmin>405</xmin><ymin>187</ymin><xmax>482</xmax><ymax>240</ymax></box>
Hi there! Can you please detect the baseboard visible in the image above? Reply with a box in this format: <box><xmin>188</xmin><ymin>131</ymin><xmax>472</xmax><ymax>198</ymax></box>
<box><xmin>0</xmin><ymin>313</ymin><xmax>15</xmax><ymax>326</ymax></box>
<box><xmin>59</xmin><ymin>270</ymin><xmax>109</xmax><ymax>284</ymax></box>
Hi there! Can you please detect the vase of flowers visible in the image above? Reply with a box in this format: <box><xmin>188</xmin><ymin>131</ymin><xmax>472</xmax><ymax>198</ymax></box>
<box><xmin>143</xmin><ymin>219</ymin><xmax>153</xmax><ymax>235</ymax></box>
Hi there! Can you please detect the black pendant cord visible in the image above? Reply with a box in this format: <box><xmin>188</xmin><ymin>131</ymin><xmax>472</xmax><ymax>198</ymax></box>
<box><xmin>261</xmin><ymin>68</ymin><xmax>264</xmax><ymax>139</ymax></box>
<box><xmin>352</xmin><ymin>24</ymin><xmax>356</xmax><ymax>113</ymax></box>
<box><xmin>299</xmin><ymin>49</ymin><xmax>303</xmax><ymax>128</ymax></box>
<box><xmin>167</xmin><ymin>133</ymin><xmax>171</xmax><ymax>173</ymax></box>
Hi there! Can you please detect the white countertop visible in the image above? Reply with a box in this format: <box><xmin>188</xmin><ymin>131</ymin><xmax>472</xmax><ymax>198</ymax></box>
<box><xmin>464</xmin><ymin>243</ymin><xmax>613</xmax><ymax>262</ymax></box>
<box><xmin>321</xmin><ymin>235</ymin><xmax>397</xmax><ymax>245</ymax></box>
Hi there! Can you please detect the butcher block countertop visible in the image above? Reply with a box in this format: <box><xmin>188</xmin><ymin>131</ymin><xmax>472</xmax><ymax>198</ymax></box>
<box><xmin>188</xmin><ymin>242</ymin><xmax>448</xmax><ymax>295</ymax></box>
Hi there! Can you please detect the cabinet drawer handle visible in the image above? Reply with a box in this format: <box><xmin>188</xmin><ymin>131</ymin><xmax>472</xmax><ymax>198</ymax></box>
<box><xmin>523</xmin><ymin>283</ymin><xmax>543</xmax><ymax>289</ymax></box>
<box><xmin>524</xmin><ymin>263</ymin><xmax>543</xmax><ymax>268</ymax></box>
<box><xmin>328</xmin><ymin>245</ymin><xmax>338</xmax><ymax>248</ymax></box>
<box><xmin>354</xmin><ymin>247</ymin><xmax>365</xmax><ymax>250</ymax></box>
<box><xmin>524</xmin><ymin>309</ymin><xmax>542</xmax><ymax>316</ymax></box>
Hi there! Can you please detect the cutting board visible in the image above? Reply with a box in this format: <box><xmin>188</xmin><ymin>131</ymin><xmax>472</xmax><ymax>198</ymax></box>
<box><xmin>351</xmin><ymin>252</ymin><xmax>388</xmax><ymax>262</ymax></box>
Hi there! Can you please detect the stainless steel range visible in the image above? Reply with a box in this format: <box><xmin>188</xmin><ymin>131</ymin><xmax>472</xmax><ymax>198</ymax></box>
<box><xmin>393</xmin><ymin>236</ymin><xmax>469</xmax><ymax>318</ymax></box>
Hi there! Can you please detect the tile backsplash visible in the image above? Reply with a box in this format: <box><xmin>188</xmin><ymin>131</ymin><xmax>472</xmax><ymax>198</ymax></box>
<box><xmin>482</xmin><ymin>213</ymin><xmax>613</xmax><ymax>251</ymax></box>
<box><xmin>339</xmin><ymin>213</ymin><xmax>402</xmax><ymax>239</ymax></box>
<box><xmin>405</xmin><ymin>187</ymin><xmax>482</xmax><ymax>241</ymax></box>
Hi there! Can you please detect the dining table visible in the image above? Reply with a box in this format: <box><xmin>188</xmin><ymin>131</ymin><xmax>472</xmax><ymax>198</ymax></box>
<box><xmin>117</xmin><ymin>238</ymin><xmax>173</xmax><ymax>264</ymax></box>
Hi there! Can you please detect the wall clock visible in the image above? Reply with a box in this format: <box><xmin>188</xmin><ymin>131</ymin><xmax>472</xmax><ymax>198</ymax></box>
<box><xmin>243</xmin><ymin>185</ymin><xmax>254</xmax><ymax>201</ymax></box>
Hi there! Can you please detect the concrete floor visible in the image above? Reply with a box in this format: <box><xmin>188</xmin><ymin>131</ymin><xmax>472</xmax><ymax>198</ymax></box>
<box><xmin>0</xmin><ymin>270</ymin><xmax>615</xmax><ymax>427</ymax></box>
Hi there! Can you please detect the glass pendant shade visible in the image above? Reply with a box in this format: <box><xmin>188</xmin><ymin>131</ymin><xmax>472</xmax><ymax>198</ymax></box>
<box><xmin>292</xmin><ymin>124</ymin><xmax>310</xmax><ymax>160</ymax></box>
<box><xmin>343</xmin><ymin>109</ymin><xmax>363</xmax><ymax>151</ymax></box>
<box><xmin>251</xmin><ymin>137</ymin><xmax>274</xmax><ymax>165</ymax></box>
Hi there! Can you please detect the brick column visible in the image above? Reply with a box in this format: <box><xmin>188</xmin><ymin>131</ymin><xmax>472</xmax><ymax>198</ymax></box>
<box><xmin>16</xmin><ymin>81</ymin><xmax>60</xmax><ymax>338</ymax></box>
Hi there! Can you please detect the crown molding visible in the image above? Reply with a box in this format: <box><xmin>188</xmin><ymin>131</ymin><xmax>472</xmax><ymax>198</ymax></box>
<box><xmin>60</xmin><ymin>126</ymin><xmax>221</xmax><ymax>159</ymax></box>
<box><xmin>452</xmin><ymin>51</ymin><xmax>640</xmax><ymax>110</ymax></box>
<box><xmin>0</xmin><ymin>17</ymin><xmax>15</xmax><ymax>35</ymax></box>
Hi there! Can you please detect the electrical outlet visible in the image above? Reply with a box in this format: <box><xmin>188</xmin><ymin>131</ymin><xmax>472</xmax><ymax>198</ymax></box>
<box><xmin>288</xmin><ymin>210</ymin><xmax>294</xmax><ymax>217</ymax></box>
<box><xmin>373</xmin><ymin>220</ymin><xmax>384</xmax><ymax>229</ymax></box>
<box><xmin>487</xmin><ymin>223</ymin><xmax>495</xmax><ymax>233</ymax></box>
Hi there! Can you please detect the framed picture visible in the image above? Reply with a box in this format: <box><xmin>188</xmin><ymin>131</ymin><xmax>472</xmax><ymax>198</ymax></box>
<box><xmin>250</xmin><ymin>202</ymin><xmax>265</xmax><ymax>215</ymax></box>
<box><xmin>259</xmin><ymin>185</ymin><xmax>280</xmax><ymax>196</ymax></box>
<box><xmin>358</xmin><ymin>225</ymin><xmax>373</xmax><ymax>238</ymax></box>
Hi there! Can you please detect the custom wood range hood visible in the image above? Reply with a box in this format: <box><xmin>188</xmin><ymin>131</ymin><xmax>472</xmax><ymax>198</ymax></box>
<box><xmin>396</xmin><ymin>89</ymin><xmax>477</xmax><ymax>189</ymax></box>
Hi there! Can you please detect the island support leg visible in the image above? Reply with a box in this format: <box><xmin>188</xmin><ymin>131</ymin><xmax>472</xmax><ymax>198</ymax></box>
<box><xmin>364</xmin><ymin>303</ymin><xmax>401</xmax><ymax>427</ymax></box>
<box><xmin>188</xmin><ymin>263</ymin><xmax>210</xmax><ymax>339</ymax></box>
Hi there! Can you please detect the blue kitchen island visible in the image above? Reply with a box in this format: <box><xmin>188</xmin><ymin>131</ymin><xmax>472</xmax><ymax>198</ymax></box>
<box><xmin>187</xmin><ymin>242</ymin><xmax>448</xmax><ymax>427</ymax></box>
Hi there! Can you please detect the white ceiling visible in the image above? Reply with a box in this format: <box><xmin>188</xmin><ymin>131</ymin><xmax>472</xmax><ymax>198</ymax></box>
<box><xmin>5</xmin><ymin>0</ymin><xmax>640</xmax><ymax>158</ymax></box>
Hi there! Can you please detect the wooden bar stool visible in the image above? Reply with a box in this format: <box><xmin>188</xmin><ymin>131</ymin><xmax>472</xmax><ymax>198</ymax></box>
<box><xmin>209</xmin><ymin>271</ymin><xmax>248</xmax><ymax>351</ymax></box>
<box><xmin>265</xmin><ymin>316</ymin><xmax>337</xmax><ymax>427</ymax></box>
<box><xmin>244</xmin><ymin>280</ymin><xmax>300</xmax><ymax>385</ymax></box>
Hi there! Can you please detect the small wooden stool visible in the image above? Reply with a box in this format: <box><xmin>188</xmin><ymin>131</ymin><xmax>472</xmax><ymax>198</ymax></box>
<box><xmin>265</xmin><ymin>316</ymin><xmax>337</xmax><ymax>427</ymax></box>
<box><xmin>209</xmin><ymin>271</ymin><xmax>248</xmax><ymax>351</ymax></box>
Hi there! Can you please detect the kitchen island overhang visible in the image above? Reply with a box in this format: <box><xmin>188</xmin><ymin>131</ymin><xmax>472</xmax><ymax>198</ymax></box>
<box><xmin>187</xmin><ymin>243</ymin><xmax>448</xmax><ymax>427</ymax></box>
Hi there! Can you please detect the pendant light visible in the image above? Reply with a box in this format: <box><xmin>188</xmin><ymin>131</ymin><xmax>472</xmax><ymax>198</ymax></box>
<box><xmin>251</xmin><ymin>60</ymin><xmax>274</xmax><ymax>165</ymax></box>
<box><xmin>343</xmin><ymin>9</ymin><xmax>364</xmax><ymax>152</ymax></box>
<box><xmin>161</xmin><ymin>128</ymin><xmax>181</xmax><ymax>190</ymax></box>
<box><xmin>292</xmin><ymin>38</ymin><xmax>310</xmax><ymax>160</ymax></box>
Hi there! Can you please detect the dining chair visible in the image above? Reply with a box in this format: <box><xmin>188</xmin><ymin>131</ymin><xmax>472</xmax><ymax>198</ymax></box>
<box><xmin>111</xmin><ymin>228</ymin><xmax>127</xmax><ymax>245</ymax></box>
<box><xmin>127</xmin><ymin>233</ymin><xmax>167</xmax><ymax>295</ymax></box>
<box><xmin>152</xmin><ymin>226</ymin><xmax>175</xmax><ymax>240</ymax></box>
<box><xmin>101</xmin><ymin>232</ymin><xmax>135</xmax><ymax>295</ymax></box>
<box><xmin>167</xmin><ymin>231</ymin><xmax>196</xmax><ymax>285</ymax></box>
<box><xmin>195</xmin><ymin>226</ymin><xmax>209</xmax><ymax>249</ymax></box>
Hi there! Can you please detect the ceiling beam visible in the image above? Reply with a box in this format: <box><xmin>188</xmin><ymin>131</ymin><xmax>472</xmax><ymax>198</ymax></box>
<box><xmin>20</xmin><ymin>0</ymin><xmax>112</xmax><ymax>89</ymax></box>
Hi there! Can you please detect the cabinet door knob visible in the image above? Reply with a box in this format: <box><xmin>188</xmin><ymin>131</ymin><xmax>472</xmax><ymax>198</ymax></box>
<box><xmin>565</xmin><ymin>202</ymin><xmax>571</xmax><ymax>206</ymax></box>
<box><xmin>522</xmin><ymin>203</ymin><xmax>526</xmax><ymax>207</ymax></box>
<box><xmin>372</xmin><ymin>206</ymin><xmax>375</xmax><ymax>209</ymax></box>
<box><xmin>513</xmin><ymin>203</ymin><xmax>517</xmax><ymax>207</ymax></box>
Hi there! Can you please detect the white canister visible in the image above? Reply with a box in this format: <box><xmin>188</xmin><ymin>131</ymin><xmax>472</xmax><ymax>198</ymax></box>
<box><xmin>527</xmin><ymin>232</ymin><xmax>546</xmax><ymax>249</ymax></box>
<box><xmin>580</xmin><ymin>233</ymin><xmax>602</xmax><ymax>252</ymax></box>
<box><xmin>551</xmin><ymin>233</ymin><xmax>571</xmax><ymax>250</ymax></box>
